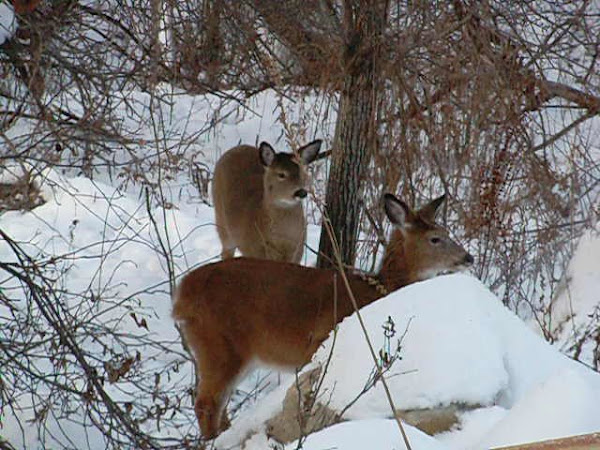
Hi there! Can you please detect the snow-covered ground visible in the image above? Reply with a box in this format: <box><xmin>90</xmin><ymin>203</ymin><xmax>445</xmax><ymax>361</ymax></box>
<box><xmin>0</xmin><ymin>170</ymin><xmax>212</xmax><ymax>448</ymax></box>
<box><xmin>1</xmin><ymin>87</ymin><xmax>599</xmax><ymax>449</ymax></box>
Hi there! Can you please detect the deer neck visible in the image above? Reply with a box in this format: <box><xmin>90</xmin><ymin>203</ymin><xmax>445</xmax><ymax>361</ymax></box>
<box><xmin>377</xmin><ymin>230</ymin><xmax>413</xmax><ymax>292</ymax></box>
<box><xmin>320</xmin><ymin>233</ymin><xmax>414</xmax><ymax>323</ymax></box>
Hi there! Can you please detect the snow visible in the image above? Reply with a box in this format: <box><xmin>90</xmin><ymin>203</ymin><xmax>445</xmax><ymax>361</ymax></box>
<box><xmin>285</xmin><ymin>419</ymin><xmax>448</xmax><ymax>450</ymax></box>
<box><xmin>437</xmin><ymin>407</ymin><xmax>508</xmax><ymax>449</ymax></box>
<box><xmin>0</xmin><ymin>2</ymin><xmax>16</xmax><ymax>45</ymax></box>
<box><xmin>0</xmin><ymin>168</ymin><xmax>226</xmax><ymax>448</ymax></box>
<box><xmin>476</xmin><ymin>368</ymin><xmax>600</xmax><ymax>448</ymax></box>
<box><xmin>308</xmin><ymin>275</ymin><xmax>508</xmax><ymax>415</ymax></box>
<box><xmin>339</xmin><ymin>276</ymin><xmax>600</xmax><ymax>449</ymax></box>
<box><xmin>538</xmin><ymin>222</ymin><xmax>600</xmax><ymax>367</ymax></box>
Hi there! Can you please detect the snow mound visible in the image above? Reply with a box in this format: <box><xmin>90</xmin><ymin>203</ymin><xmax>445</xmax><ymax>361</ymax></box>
<box><xmin>312</xmin><ymin>274</ymin><xmax>508</xmax><ymax>415</ymax></box>
<box><xmin>309</xmin><ymin>273</ymin><xmax>600</xmax><ymax>413</ymax></box>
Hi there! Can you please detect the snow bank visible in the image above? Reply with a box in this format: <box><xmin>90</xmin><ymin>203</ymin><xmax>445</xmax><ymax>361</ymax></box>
<box><xmin>308</xmin><ymin>273</ymin><xmax>600</xmax><ymax>414</ymax></box>
<box><xmin>311</xmin><ymin>274</ymin><xmax>508</xmax><ymax>415</ymax></box>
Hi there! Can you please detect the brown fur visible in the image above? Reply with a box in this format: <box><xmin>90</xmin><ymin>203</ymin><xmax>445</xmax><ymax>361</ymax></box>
<box><xmin>13</xmin><ymin>0</ymin><xmax>41</xmax><ymax>14</ymax></box>
<box><xmin>211</xmin><ymin>140</ymin><xmax>321</xmax><ymax>263</ymax></box>
<box><xmin>172</xmin><ymin>194</ymin><xmax>473</xmax><ymax>439</ymax></box>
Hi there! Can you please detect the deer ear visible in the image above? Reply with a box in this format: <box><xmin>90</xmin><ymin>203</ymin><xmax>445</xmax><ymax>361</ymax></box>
<box><xmin>384</xmin><ymin>193</ymin><xmax>413</xmax><ymax>229</ymax></box>
<box><xmin>418</xmin><ymin>195</ymin><xmax>446</xmax><ymax>223</ymax></box>
<box><xmin>298</xmin><ymin>139</ymin><xmax>322</xmax><ymax>165</ymax></box>
<box><xmin>258</xmin><ymin>142</ymin><xmax>276</xmax><ymax>167</ymax></box>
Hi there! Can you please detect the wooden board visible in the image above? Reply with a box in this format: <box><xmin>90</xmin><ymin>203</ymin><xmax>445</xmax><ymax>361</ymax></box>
<box><xmin>491</xmin><ymin>432</ymin><xmax>600</xmax><ymax>450</ymax></box>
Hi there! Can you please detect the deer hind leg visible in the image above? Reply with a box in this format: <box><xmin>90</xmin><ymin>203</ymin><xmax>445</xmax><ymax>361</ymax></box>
<box><xmin>193</xmin><ymin>335</ymin><xmax>245</xmax><ymax>439</ymax></box>
<box><xmin>220</xmin><ymin>245</ymin><xmax>236</xmax><ymax>260</ymax></box>
<box><xmin>290</xmin><ymin>238</ymin><xmax>305</xmax><ymax>264</ymax></box>
<box><xmin>215</xmin><ymin>222</ymin><xmax>236</xmax><ymax>259</ymax></box>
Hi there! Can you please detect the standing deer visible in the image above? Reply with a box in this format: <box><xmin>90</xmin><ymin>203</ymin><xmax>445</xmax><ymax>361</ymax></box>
<box><xmin>211</xmin><ymin>140</ymin><xmax>322</xmax><ymax>263</ymax></box>
<box><xmin>172</xmin><ymin>193</ymin><xmax>474</xmax><ymax>439</ymax></box>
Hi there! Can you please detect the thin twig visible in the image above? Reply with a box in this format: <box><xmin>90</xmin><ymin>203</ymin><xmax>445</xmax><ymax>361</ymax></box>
<box><xmin>320</xmin><ymin>215</ymin><xmax>413</xmax><ymax>450</ymax></box>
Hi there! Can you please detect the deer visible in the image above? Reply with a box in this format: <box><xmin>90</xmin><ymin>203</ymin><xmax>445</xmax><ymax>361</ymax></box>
<box><xmin>211</xmin><ymin>139</ymin><xmax>322</xmax><ymax>263</ymax></box>
<box><xmin>172</xmin><ymin>193</ymin><xmax>474</xmax><ymax>439</ymax></box>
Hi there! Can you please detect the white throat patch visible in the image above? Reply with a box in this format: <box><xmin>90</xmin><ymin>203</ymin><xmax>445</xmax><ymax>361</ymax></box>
<box><xmin>275</xmin><ymin>198</ymin><xmax>301</xmax><ymax>207</ymax></box>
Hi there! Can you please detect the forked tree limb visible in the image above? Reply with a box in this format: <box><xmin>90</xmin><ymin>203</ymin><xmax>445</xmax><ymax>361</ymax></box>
<box><xmin>452</xmin><ymin>0</ymin><xmax>600</xmax><ymax>114</ymax></box>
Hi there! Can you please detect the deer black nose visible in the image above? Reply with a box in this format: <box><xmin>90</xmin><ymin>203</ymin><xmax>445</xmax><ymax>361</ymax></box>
<box><xmin>464</xmin><ymin>253</ymin><xmax>474</xmax><ymax>265</ymax></box>
<box><xmin>294</xmin><ymin>189</ymin><xmax>308</xmax><ymax>199</ymax></box>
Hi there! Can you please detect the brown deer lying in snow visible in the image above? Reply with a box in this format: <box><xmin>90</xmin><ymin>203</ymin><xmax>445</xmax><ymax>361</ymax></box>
<box><xmin>211</xmin><ymin>140</ymin><xmax>322</xmax><ymax>263</ymax></box>
<box><xmin>172</xmin><ymin>193</ymin><xmax>473</xmax><ymax>439</ymax></box>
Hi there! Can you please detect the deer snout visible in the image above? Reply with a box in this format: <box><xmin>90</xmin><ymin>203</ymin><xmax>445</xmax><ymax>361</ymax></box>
<box><xmin>294</xmin><ymin>188</ymin><xmax>308</xmax><ymax>199</ymax></box>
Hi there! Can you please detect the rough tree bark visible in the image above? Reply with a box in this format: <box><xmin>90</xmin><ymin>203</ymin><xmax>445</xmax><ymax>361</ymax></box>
<box><xmin>199</xmin><ymin>0</ymin><xmax>224</xmax><ymax>87</ymax></box>
<box><xmin>316</xmin><ymin>1</ymin><xmax>386</xmax><ymax>268</ymax></box>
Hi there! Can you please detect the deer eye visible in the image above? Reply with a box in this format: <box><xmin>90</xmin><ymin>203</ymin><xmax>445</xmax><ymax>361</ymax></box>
<box><xmin>277</xmin><ymin>172</ymin><xmax>287</xmax><ymax>179</ymax></box>
<box><xmin>430</xmin><ymin>237</ymin><xmax>441</xmax><ymax>245</ymax></box>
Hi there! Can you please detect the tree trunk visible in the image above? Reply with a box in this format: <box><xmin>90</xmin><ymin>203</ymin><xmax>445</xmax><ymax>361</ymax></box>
<box><xmin>150</xmin><ymin>0</ymin><xmax>162</xmax><ymax>88</ymax></box>
<box><xmin>200</xmin><ymin>0</ymin><xmax>224</xmax><ymax>87</ymax></box>
<box><xmin>317</xmin><ymin>1</ymin><xmax>385</xmax><ymax>269</ymax></box>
